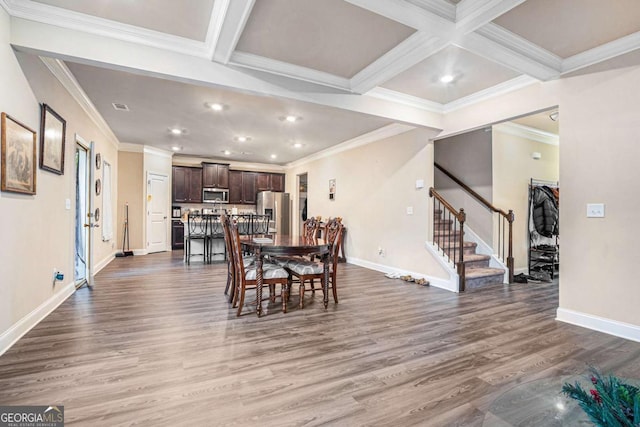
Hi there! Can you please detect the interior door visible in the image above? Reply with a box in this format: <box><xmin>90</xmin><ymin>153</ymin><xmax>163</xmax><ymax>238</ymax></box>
<box><xmin>147</xmin><ymin>172</ymin><xmax>168</xmax><ymax>253</ymax></box>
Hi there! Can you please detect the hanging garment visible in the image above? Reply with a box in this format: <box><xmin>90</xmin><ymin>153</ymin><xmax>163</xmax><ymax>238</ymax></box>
<box><xmin>532</xmin><ymin>186</ymin><xmax>559</xmax><ymax>237</ymax></box>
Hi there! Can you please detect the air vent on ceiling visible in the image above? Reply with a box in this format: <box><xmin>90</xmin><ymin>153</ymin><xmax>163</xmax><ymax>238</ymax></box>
<box><xmin>112</xmin><ymin>103</ymin><xmax>130</xmax><ymax>111</ymax></box>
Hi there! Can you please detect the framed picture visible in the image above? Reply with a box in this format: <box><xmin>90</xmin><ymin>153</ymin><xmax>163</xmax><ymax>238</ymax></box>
<box><xmin>39</xmin><ymin>104</ymin><xmax>66</xmax><ymax>175</ymax></box>
<box><xmin>329</xmin><ymin>178</ymin><xmax>336</xmax><ymax>200</ymax></box>
<box><xmin>1</xmin><ymin>113</ymin><xmax>37</xmax><ymax>195</ymax></box>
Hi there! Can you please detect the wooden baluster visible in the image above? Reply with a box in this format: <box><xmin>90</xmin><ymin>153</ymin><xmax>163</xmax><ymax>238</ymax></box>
<box><xmin>507</xmin><ymin>210</ymin><xmax>515</xmax><ymax>284</ymax></box>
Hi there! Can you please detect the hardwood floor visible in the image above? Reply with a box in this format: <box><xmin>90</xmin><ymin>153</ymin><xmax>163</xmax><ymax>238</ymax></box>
<box><xmin>0</xmin><ymin>251</ymin><xmax>639</xmax><ymax>426</ymax></box>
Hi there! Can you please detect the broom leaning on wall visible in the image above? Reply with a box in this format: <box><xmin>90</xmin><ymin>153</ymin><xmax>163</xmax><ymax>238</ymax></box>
<box><xmin>115</xmin><ymin>202</ymin><xmax>134</xmax><ymax>257</ymax></box>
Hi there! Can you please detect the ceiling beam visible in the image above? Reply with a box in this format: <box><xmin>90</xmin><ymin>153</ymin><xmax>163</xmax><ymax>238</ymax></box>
<box><xmin>351</xmin><ymin>32</ymin><xmax>446</xmax><ymax>93</ymax></box>
<box><xmin>455</xmin><ymin>0</ymin><xmax>526</xmax><ymax>34</ymax></box>
<box><xmin>210</xmin><ymin>0</ymin><xmax>255</xmax><ymax>64</ymax></box>
<box><xmin>10</xmin><ymin>17</ymin><xmax>443</xmax><ymax>130</ymax></box>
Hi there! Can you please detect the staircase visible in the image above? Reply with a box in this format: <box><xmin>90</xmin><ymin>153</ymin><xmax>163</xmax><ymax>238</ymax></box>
<box><xmin>434</xmin><ymin>210</ymin><xmax>505</xmax><ymax>290</ymax></box>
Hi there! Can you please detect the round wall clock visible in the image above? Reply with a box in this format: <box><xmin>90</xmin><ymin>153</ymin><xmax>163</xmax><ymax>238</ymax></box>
<box><xmin>95</xmin><ymin>153</ymin><xmax>101</xmax><ymax>169</ymax></box>
<box><xmin>95</xmin><ymin>178</ymin><xmax>101</xmax><ymax>196</ymax></box>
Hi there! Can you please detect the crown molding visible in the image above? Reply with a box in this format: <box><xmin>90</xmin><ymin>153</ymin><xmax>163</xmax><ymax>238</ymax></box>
<box><xmin>286</xmin><ymin>123</ymin><xmax>415</xmax><ymax>169</ymax></box>
<box><xmin>366</xmin><ymin>87</ymin><xmax>444</xmax><ymax>113</ymax></box>
<box><xmin>350</xmin><ymin>31</ymin><xmax>446</xmax><ymax>94</ymax></box>
<box><xmin>493</xmin><ymin>122</ymin><xmax>559</xmax><ymax>145</ymax></box>
<box><xmin>118</xmin><ymin>143</ymin><xmax>144</xmax><ymax>153</ymax></box>
<box><xmin>455</xmin><ymin>0</ymin><xmax>525</xmax><ymax>33</ymax></box>
<box><xmin>456</xmin><ymin>32</ymin><xmax>559</xmax><ymax>81</ymax></box>
<box><xmin>143</xmin><ymin>146</ymin><xmax>173</xmax><ymax>159</ymax></box>
<box><xmin>230</xmin><ymin>51</ymin><xmax>351</xmax><ymax>91</ymax></box>
<box><xmin>6</xmin><ymin>0</ymin><xmax>210</xmax><ymax>58</ymax></box>
<box><xmin>443</xmin><ymin>74</ymin><xmax>538</xmax><ymax>113</ymax></box>
<box><xmin>561</xmin><ymin>30</ymin><xmax>640</xmax><ymax>75</ymax></box>
<box><xmin>40</xmin><ymin>57</ymin><xmax>120</xmax><ymax>149</ymax></box>
<box><xmin>211</xmin><ymin>0</ymin><xmax>254</xmax><ymax>64</ymax></box>
<box><xmin>0</xmin><ymin>0</ymin><xmax>9</xmax><ymax>13</ymax></box>
<box><xmin>407</xmin><ymin>0</ymin><xmax>455</xmax><ymax>21</ymax></box>
<box><xmin>477</xmin><ymin>23</ymin><xmax>562</xmax><ymax>71</ymax></box>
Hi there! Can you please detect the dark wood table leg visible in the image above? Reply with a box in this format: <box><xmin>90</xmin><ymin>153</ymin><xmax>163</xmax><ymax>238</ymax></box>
<box><xmin>256</xmin><ymin>247</ymin><xmax>263</xmax><ymax>317</ymax></box>
<box><xmin>323</xmin><ymin>253</ymin><xmax>329</xmax><ymax>309</ymax></box>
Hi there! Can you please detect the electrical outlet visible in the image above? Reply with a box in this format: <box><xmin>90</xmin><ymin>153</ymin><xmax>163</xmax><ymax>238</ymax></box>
<box><xmin>378</xmin><ymin>247</ymin><xmax>385</xmax><ymax>257</ymax></box>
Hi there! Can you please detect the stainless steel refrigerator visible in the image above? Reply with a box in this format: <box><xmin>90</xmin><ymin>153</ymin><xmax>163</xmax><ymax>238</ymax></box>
<box><xmin>256</xmin><ymin>191</ymin><xmax>290</xmax><ymax>235</ymax></box>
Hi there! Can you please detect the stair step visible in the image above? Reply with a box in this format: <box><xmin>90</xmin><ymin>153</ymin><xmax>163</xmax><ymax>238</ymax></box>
<box><xmin>463</xmin><ymin>254</ymin><xmax>491</xmax><ymax>269</ymax></box>
<box><xmin>465</xmin><ymin>267</ymin><xmax>505</xmax><ymax>290</ymax></box>
<box><xmin>440</xmin><ymin>241</ymin><xmax>477</xmax><ymax>255</ymax></box>
<box><xmin>433</xmin><ymin>229</ymin><xmax>462</xmax><ymax>238</ymax></box>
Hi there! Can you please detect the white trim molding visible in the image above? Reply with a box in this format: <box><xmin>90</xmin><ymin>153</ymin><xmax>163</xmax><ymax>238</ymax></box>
<box><xmin>286</xmin><ymin>123</ymin><xmax>415</xmax><ymax>168</ymax></box>
<box><xmin>211</xmin><ymin>0</ymin><xmax>255</xmax><ymax>63</ymax></box>
<box><xmin>0</xmin><ymin>281</ymin><xmax>75</xmax><ymax>357</ymax></box>
<box><xmin>40</xmin><ymin>57</ymin><xmax>120</xmax><ymax>149</ymax></box>
<box><xmin>347</xmin><ymin>256</ymin><xmax>455</xmax><ymax>292</ymax></box>
<box><xmin>119</xmin><ymin>142</ymin><xmax>144</xmax><ymax>153</ymax></box>
<box><xmin>443</xmin><ymin>75</ymin><xmax>538</xmax><ymax>113</ymax></box>
<box><xmin>94</xmin><ymin>251</ymin><xmax>117</xmax><ymax>275</ymax></box>
<box><xmin>556</xmin><ymin>308</ymin><xmax>640</xmax><ymax>343</ymax></box>
<box><xmin>493</xmin><ymin>122</ymin><xmax>559</xmax><ymax>145</ymax></box>
<box><xmin>366</xmin><ymin>87</ymin><xmax>444</xmax><ymax>114</ymax></box>
<box><xmin>562</xmin><ymin>31</ymin><xmax>640</xmax><ymax>75</ymax></box>
<box><xmin>144</xmin><ymin>146</ymin><xmax>173</xmax><ymax>159</ymax></box>
<box><xmin>424</xmin><ymin>242</ymin><xmax>459</xmax><ymax>292</ymax></box>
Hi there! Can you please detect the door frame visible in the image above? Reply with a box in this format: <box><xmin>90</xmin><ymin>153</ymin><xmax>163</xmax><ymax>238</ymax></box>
<box><xmin>74</xmin><ymin>134</ymin><xmax>94</xmax><ymax>288</ymax></box>
<box><xmin>146</xmin><ymin>171</ymin><xmax>170</xmax><ymax>253</ymax></box>
<box><xmin>296</xmin><ymin>172</ymin><xmax>308</xmax><ymax>237</ymax></box>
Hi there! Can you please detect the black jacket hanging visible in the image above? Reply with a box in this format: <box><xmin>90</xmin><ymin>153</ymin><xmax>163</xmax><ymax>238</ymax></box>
<box><xmin>532</xmin><ymin>186</ymin><xmax>559</xmax><ymax>237</ymax></box>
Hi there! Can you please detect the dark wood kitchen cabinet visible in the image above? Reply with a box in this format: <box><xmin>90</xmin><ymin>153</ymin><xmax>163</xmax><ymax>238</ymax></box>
<box><xmin>172</xmin><ymin>166</ymin><xmax>202</xmax><ymax>203</ymax></box>
<box><xmin>202</xmin><ymin>162</ymin><xmax>229</xmax><ymax>189</ymax></box>
<box><xmin>256</xmin><ymin>172</ymin><xmax>285</xmax><ymax>192</ymax></box>
<box><xmin>171</xmin><ymin>220</ymin><xmax>184</xmax><ymax>250</ymax></box>
<box><xmin>229</xmin><ymin>170</ymin><xmax>257</xmax><ymax>204</ymax></box>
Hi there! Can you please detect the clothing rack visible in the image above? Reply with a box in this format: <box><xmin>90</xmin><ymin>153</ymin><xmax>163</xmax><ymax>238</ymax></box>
<box><xmin>527</xmin><ymin>178</ymin><xmax>559</xmax><ymax>280</ymax></box>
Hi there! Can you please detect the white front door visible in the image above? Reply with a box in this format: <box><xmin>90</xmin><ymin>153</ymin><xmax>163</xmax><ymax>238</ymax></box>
<box><xmin>147</xmin><ymin>172</ymin><xmax>168</xmax><ymax>253</ymax></box>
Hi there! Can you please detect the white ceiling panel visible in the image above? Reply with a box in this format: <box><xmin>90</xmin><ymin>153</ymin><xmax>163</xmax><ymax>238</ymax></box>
<box><xmin>32</xmin><ymin>0</ymin><xmax>216</xmax><ymax>41</ymax></box>
<box><xmin>235</xmin><ymin>0</ymin><xmax>416</xmax><ymax>78</ymax></box>
<box><xmin>380</xmin><ymin>45</ymin><xmax>521</xmax><ymax>104</ymax></box>
<box><xmin>62</xmin><ymin>60</ymin><xmax>394</xmax><ymax>164</ymax></box>
<box><xmin>494</xmin><ymin>0</ymin><xmax>640</xmax><ymax>58</ymax></box>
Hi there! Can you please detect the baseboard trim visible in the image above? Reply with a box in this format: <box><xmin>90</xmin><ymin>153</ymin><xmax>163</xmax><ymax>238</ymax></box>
<box><xmin>133</xmin><ymin>249</ymin><xmax>148</xmax><ymax>256</ymax></box>
<box><xmin>94</xmin><ymin>251</ymin><xmax>118</xmax><ymax>274</ymax></box>
<box><xmin>556</xmin><ymin>308</ymin><xmax>640</xmax><ymax>343</ymax></box>
<box><xmin>0</xmin><ymin>281</ymin><xmax>76</xmax><ymax>357</ymax></box>
<box><xmin>346</xmin><ymin>257</ymin><xmax>456</xmax><ymax>292</ymax></box>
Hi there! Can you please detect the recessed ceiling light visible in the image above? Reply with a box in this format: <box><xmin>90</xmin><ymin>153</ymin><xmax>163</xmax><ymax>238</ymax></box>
<box><xmin>209</xmin><ymin>103</ymin><xmax>224</xmax><ymax>111</ymax></box>
<box><xmin>171</xmin><ymin>146</ymin><xmax>182</xmax><ymax>152</ymax></box>
<box><xmin>223</xmin><ymin>150</ymin><xmax>231</xmax><ymax>155</ymax></box>
<box><xmin>169</xmin><ymin>127</ymin><xmax>186</xmax><ymax>136</ymax></box>
<box><xmin>285</xmin><ymin>115</ymin><xmax>298</xmax><ymax>123</ymax></box>
<box><xmin>235</xmin><ymin>136</ymin><xmax>251</xmax><ymax>143</ymax></box>
<box><xmin>270</xmin><ymin>154</ymin><xmax>277</xmax><ymax>159</ymax></box>
<box><xmin>440</xmin><ymin>74</ymin><xmax>454</xmax><ymax>83</ymax></box>
<box><xmin>293</xmin><ymin>143</ymin><xmax>303</xmax><ymax>148</ymax></box>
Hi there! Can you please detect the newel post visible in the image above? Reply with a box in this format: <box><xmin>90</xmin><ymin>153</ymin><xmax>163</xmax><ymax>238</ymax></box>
<box><xmin>507</xmin><ymin>210</ymin><xmax>515</xmax><ymax>284</ymax></box>
<box><xmin>457</xmin><ymin>208</ymin><xmax>466</xmax><ymax>292</ymax></box>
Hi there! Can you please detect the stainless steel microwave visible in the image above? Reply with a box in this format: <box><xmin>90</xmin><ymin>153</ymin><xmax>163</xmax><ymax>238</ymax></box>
<box><xmin>202</xmin><ymin>188</ymin><xmax>229</xmax><ymax>203</ymax></box>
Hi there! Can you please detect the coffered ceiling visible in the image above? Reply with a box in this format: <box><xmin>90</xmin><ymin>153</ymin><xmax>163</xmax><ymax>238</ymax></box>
<box><xmin>4</xmin><ymin>0</ymin><xmax>640</xmax><ymax>163</ymax></box>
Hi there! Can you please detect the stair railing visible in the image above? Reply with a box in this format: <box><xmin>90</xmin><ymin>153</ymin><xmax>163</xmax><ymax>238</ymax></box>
<box><xmin>429</xmin><ymin>187</ymin><xmax>467</xmax><ymax>291</ymax></box>
<box><xmin>434</xmin><ymin>162</ymin><xmax>515</xmax><ymax>284</ymax></box>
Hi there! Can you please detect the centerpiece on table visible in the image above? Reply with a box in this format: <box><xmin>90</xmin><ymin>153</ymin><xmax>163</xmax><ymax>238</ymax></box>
<box><xmin>562</xmin><ymin>368</ymin><xmax>639</xmax><ymax>426</ymax></box>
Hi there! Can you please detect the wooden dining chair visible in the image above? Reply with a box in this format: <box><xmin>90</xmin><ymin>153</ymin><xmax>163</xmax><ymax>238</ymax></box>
<box><xmin>285</xmin><ymin>218</ymin><xmax>344</xmax><ymax>309</ymax></box>
<box><xmin>225</xmin><ymin>215</ymin><xmax>290</xmax><ymax>316</ymax></box>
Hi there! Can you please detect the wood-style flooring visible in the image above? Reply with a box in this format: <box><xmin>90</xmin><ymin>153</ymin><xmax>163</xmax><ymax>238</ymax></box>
<box><xmin>0</xmin><ymin>251</ymin><xmax>639</xmax><ymax>426</ymax></box>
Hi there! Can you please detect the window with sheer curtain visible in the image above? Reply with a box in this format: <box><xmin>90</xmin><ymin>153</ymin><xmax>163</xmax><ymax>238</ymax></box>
<box><xmin>102</xmin><ymin>161</ymin><xmax>113</xmax><ymax>241</ymax></box>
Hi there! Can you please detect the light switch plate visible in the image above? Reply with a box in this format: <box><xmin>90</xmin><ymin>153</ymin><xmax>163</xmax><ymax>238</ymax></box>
<box><xmin>407</xmin><ymin>206</ymin><xmax>413</xmax><ymax>215</ymax></box>
<box><xmin>415</xmin><ymin>179</ymin><xmax>425</xmax><ymax>189</ymax></box>
<box><xmin>65</xmin><ymin>198</ymin><xmax>71</xmax><ymax>210</ymax></box>
<box><xmin>587</xmin><ymin>203</ymin><xmax>605</xmax><ymax>218</ymax></box>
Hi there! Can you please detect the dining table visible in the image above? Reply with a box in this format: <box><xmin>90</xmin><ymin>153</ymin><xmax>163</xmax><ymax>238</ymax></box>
<box><xmin>240</xmin><ymin>235</ymin><xmax>330</xmax><ymax>316</ymax></box>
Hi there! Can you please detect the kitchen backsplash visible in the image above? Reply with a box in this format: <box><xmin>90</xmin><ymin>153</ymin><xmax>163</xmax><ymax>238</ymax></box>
<box><xmin>176</xmin><ymin>203</ymin><xmax>256</xmax><ymax>216</ymax></box>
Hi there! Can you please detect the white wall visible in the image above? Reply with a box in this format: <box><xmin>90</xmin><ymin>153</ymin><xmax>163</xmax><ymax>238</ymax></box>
<box><xmin>441</xmin><ymin>64</ymin><xmax>640</xmax><ymax>337</ymax></box>
<box><xmin>0</xmin><ymin>9</ymin><xmax>119</xmax><ymax>353</ymax></box>
<box><xmin>286</xmin><ymin>128</ymin><xmax>449</xmax><ymax>282</ymax></box>
<box><xmin>434</xmin><ymin>128</ymin><xmax>493</xmax><ymax>244</ymax></box>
